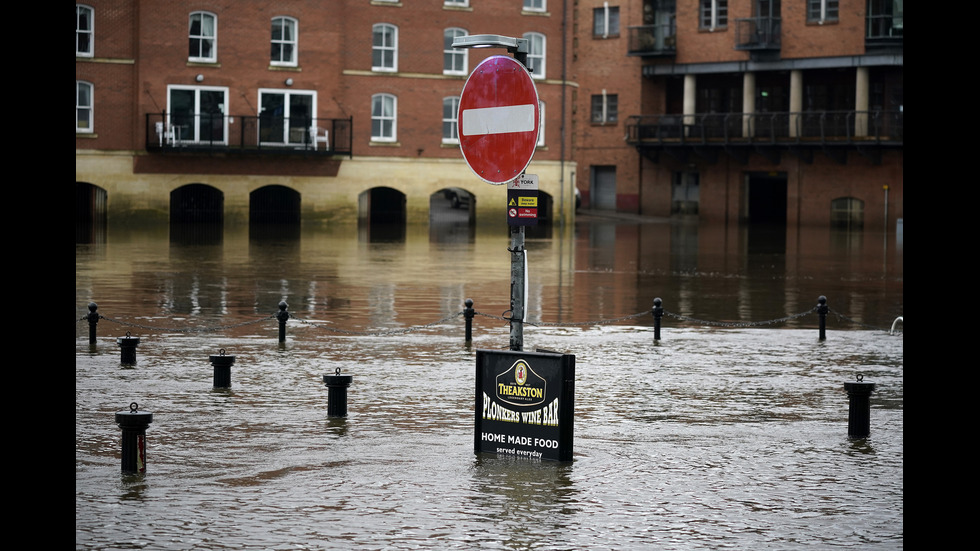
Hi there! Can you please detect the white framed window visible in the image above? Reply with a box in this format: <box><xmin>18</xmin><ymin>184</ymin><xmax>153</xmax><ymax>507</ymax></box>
<box><xmin>444</xmin><ymin>28</ymin><xmax>468</xmax><ymax>75</ymax></box>
<box><xmin>271</xmin><ymin>16</ymin><xmax>298</xmax><ymax>66</ymax></box>
<box><xmin>537</xmin><ymin>100</ymin><xmax>545</xmax><ymax>146</ymax></box>
<box><xmin>524</xmin><ymin>32</ymin><xmax>546</xmax><ymax>79</ymax></box>
<box><xmin>258</xmin><ymin>89</ymin><xmax>316</xmax><ymax>145</ymax></box>
<box><xmin>443</xmin><ymin>97</ymin><xmax>460</xmax><ymax>144</ymax></box>
<box><xmin>189</xmin><ymin>12</ymin><xmax>217</xmax><ymax>62</ymax></box>
<box><xmin>445</xmin><ymin>0</ymin><xmax>469</xmax><ymax>7</ymax></box>
<box><xmin>591</xmin><ymin>91</ymin><xmax>618</xmax><ymax>123</ymax></box>
<box><xmin>372</xmin><ymin>23</ymin><xmax>398</xmax><ymax>72</ymax></box>
<box><xmin>167</xmin><ymin>85</ymin><xmax>228</xmax><ymax>144</ymax></box>
<box><xmin>372</xmin><ymin>93</ymin><xmax>397</xmax><ymax>142</ymax></box>
<box><xmin>807</xmin><ymin>0</ymin><xmax>839</xmax><ymax>22</ymax></box>
<box><xmin>524</xmin><ymin>0</ymin><xmax>546</xmax><ymax>12</ymax></box>
<box><xmin>76</xmin><ymin>5</ymin><xmax>93</xmax><ymax>57</ymax></box>
<box><xmin>77</xmin><ymin>81</ymin><xmax>93</xmax><ymax>132</ymax></box>
<box><xmin>593</xmin><ymin>4</ymin><xmax>620</xmax><ymax>38</ymax></box>
<box><xmin>700</xmin><ymin>0</ymin><xmax>728</xmax><ymax>30</ymax></box>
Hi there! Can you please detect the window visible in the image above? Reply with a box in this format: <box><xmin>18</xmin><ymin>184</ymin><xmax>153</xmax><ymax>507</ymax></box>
<box><xmin>372</xmin><ymin>93</ymin><xmax>397</xmax><ymax>142</ymax></box>
<box><xmin>808</xmin><ymin>0</ymin><xmax>839</xmax><ymax>22</ymax></box>
<box><xmin>591</xmin><ymin>92</ymin><xmax>618</xmax><ymax>123</ymax></box>
<box><xmin>189</xmin><ymin>12</ymin><xmax>217</xmax><ymax>62</ymax></box>
<box><xmin>524</xmin><ymin>0</ymin><xmax>546</xmax><ymax>12</ymax></box>
<box><xmin>167</xmin><ymin>85</ymin><xmax>228</xmax><ymax>143</ymax></box>
<box><xmin>537</xmin><ymin>101</ymin><xmax>546</xmax><ymax>146</ymax></box>
<box><xmin>830</xmin><ymin>197</ymin><xmax>864</xmax><ymax>229</ymax></box>
<box><xmin>445</xmin><ymin>0</ymin><xmax>469</xmax><ymax>7</ymax></box>
<box><xmin>593</xmin><ymin>4</ymin><xmax>620</xmax><ymax>38</ymax></box>
<box><xmin>444</xmin><ymin>28</ymin><xmax>468</xmax><ymax>75</ymax></box>
<box><xmin>258</xmin><ymin>89</ymin><xmax>316</xmax><ymax>145</ymax></box>
<box><xmin>524</xmin><ymin>32</ymin><xmax>545</xmax><ymax>79</ymax></box>
<box><xmin>443</xmin><ymin>97</ymin><xmax>460</xmax><ymax>144</ymax></box>
<box><xmin>271</xmin><ymin>17</ymin><xmax>298</xmax><ymax>66</ymax></box>
<box><xmin>76</xmin><ymin>5</ymin><xmax>93</xmax><ymax>57</ymax></box>
<box><xmin>700</xmin><ymin>0</ymin><xmax>727</xmax><ymax>30</ymax></box>
<box><xmin>372</xmin><ymin>23</ymin><xmax>398</xmax><ymax>72</ymax></box>
<box><xmin>77</xmin><ymin>81</ymin><xmax>93</xmax><ymax>132</ymax></box>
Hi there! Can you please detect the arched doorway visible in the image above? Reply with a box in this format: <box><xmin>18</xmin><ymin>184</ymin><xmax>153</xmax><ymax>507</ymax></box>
<box><xmin>358</xmin><ymin>187</ymin><xmax>406</xmax><ymax>242</ymax></box>
<box><xmin>76</xmin><ymin>181</ymin><xmax>107</xmax><ymax>243</ymax></box>
<box><xmin>170</xmin><ymin>183</ymin><xmax>223</xmax><ymax>244</ymax></box>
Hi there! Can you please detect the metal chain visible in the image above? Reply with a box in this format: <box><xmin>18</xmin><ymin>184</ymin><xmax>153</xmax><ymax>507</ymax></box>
<box><xmin>96</xmin><ymin>314</ymin><xmax>276</xmax><ymax>333</ymax></box>
<box><xmin>826</xmin><ymin>307</ymin><xmax>894</xmax><ymax>332</ymax></box>
<box><xmin>662</xmin><ymin>308</ymin><xmax>816</xmax><ymax>328</ymax></box>
<box><xmin>80</xmin><ymin>306</ymin><xmax>900</xmax><ymax>336</ymax></box>
<box><xmin>289</xmin><ymin>311</ymin><xmax>463</xmax><ymax>336</ymax></box>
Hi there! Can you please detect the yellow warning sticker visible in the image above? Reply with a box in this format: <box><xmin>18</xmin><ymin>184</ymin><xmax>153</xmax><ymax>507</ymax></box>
<box><xmin>518</xmin><ymin>197</ymin><xmax>537</xmax><ymax>207</ymax></box>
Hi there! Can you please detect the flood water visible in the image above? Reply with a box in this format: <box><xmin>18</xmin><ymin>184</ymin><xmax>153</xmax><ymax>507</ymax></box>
<box><xmin>76</xmin><ymin>216</ymin><xmax>903</xmax><ymax>550</ymax></box>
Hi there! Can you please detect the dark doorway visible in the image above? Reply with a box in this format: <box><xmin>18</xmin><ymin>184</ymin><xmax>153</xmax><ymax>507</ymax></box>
<box><xmin>250</xmin><ymin>185</ymin><xmax>301</xmax><ymax>240</ymax></box>
<box><xmin>359</xmin><ymin>187</ymin><xmax>406</xmax><ymax>243</ymax></box>
<box><xmin>170</xmin><ymin>183</ymin><xmax>223</xmax><ymax>244</ymax></box>
<box><xmin>745</xmin><ymin>171</ymin><xmax>787</xmax><ymax>225</ymax></box>
<box><xmin>76</xmin><ymin>181</ymin><xmax>106</xmax><ymax>244</ymax></box>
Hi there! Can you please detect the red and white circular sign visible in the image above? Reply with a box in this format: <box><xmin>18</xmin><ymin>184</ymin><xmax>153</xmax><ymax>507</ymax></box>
<box><xmin>457</xmin><ymin>55</ymin><xmax>540</xmax><ymax>185</ymax></box>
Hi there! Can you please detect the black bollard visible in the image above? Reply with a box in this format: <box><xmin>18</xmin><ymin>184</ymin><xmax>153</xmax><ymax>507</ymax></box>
<box><xmin>817</xmin><ymin>295</ymin><xmax>828</xmax><ymax>340</ymax></box>
<box><xmin>277</xmin><ymin>301</ymin><xmax>290</xmax><ymax>343</ymax></box>
<box><xmin>464</xmin><ymin>298</ymin><xmax>475</xmax><ymax>343</ymax></box>
<box><xmin>209</xmin><ymin>349</ymin><xmax>236</xmax><ymax>389</ymax></box>
<box><xmin>652</xmin><ymin>297</ymin><xmax>663</xmax><ymax>340</ymax></box>
<box><xmin>117</xmin><ymin>331</ymin><xmax>140</xmax><ymax>365</ymax></box>
<box><xmin>115</xmin><ymin>402</ymin><xmax>153</xmax><ymax>474</ymax></box>
<box><xmin>86</xmin><ymin>302</ymin><xmax>100</xmax><ymax>344</ymax></box>
<box><xmin>844</xmin><ymin>373</ymin><xmax>876</xmax><ymax>439</ymax></box>
<box><xmin>323</xmin><ymin>367</ymin><xmax>353</xmax><ymax>417</ymax></box>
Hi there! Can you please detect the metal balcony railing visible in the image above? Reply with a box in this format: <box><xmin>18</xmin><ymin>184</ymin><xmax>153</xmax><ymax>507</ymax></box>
<box><xmin>734</xmin><ymin>17</ymin><xmax>781</xmax><ymax>50</ymax></box>
<box><xmin>145</xmin><ymin>113</ymin><xmax>353</xmax><ymax>157</ymax></box>
<box><xmin>627</xmin><ymin>24</ymin><xmax>677</xmax><ymax>56</ymax></box>
<box><xmin>625</xmin><ymin>110</ymin><xmax>904</xmax><ymax>146</ymax></box>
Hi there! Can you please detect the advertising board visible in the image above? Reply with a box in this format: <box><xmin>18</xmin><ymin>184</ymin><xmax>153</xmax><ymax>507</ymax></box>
<box><xmin>474</xmin><ymin>349</ymin><xmax>575</xmax><ymax>461</ymax></box>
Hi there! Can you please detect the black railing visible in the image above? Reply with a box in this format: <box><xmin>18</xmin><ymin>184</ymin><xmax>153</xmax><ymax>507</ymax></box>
<box><xmin>866</xmin><ymin>13</ymin><xmax>903</xmax><ymax>49</ymax></box>
<box><xmin>626</xmin><ymin>110</ymin><xmax>903</xmax><ymax>146</ymax></box>
<box><xmin>627</xmin><ymin>24</ymin><xmax>677</xmax><ymax>56</ymax></box>
<box><xmin>146</xmin><ymin>113</ymin><xmax>353</xmax><ymax>157</ymax></box>
<box><xmin>734</xmin><ymin>17</ymin><xmax>781</xmax><ymax>50</ymax></box>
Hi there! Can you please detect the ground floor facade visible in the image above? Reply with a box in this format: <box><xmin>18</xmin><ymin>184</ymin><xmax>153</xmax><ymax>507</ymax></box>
<box><xmin>575</xmin><ymin>148</ymin><xmax>903</xmax><ymax>231</ymax></box>
<box><xmin>75</xmin><ymin>151</ymin><xmax>579</xmax><ymax>232</ymax></box>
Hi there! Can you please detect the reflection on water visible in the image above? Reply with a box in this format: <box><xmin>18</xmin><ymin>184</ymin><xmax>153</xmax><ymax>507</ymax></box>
<box><xmin>77</xmin><ymin>217</ymin><xmax>903</xmax><ymax>335</ymax></box>
<box><xmin>76</xmin><ymin>218</ymin><xmax>902</xmax><ymax>550</ymax></box>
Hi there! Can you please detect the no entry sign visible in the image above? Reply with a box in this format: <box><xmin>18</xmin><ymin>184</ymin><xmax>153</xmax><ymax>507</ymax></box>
<box><xmin>458</xmin><ymin>55</ymin><xmax>540</xmax><ymax>185</ymax></box>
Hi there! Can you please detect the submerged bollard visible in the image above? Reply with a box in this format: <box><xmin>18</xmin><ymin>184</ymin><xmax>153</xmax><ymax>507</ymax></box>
<box><xmin>652</xmin><ymin>297</ymin><xmax>663</xmax><ymax>340</ymax></box>
<box><xmin>86</xmin><ymin>302</ymin><xmax>100</xmax><ymax>344</ymax></box>
<box><xmin>117</xmin><ymin>331</ymin><xmax>140</xmax><ymax>365</ymax></box>
<box><xmin>817</xmin><ymin>296</ymin><xmax>829</xmax><ymax>340</ymax></box>
<box><xmin>115</xmin><ymin>402</ymin><xmax>153</xmax><ymax>474</ymax></box>
<box><xmin>844</xmin><ymin>373</ymin><xmax>876</xmax><ymax>439</ymax></box>
<box><xmin>209</xmin><ymin>349</ymin><xmax>236</xmax><ymax>389</ymax></box>
<box><xmin>323</xmin><ymin>367</ymin><xmax>353</xmax><ymax>417</ymax></box>
<box><xmin>277</xmin><ymin>301</ymin><xmax>290</xmax><ymax>343</ymax></box>
<box><xmin>464</xmin><ymin>298</ymin><xmax>475</xmax><ymax>343</ymax></box>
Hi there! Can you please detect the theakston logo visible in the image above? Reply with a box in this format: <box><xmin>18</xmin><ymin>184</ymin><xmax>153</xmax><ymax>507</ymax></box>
<box><xmin>495</xmin><ymin>359</ymin><xmax>546</xmax><ymax>406</ymax></box>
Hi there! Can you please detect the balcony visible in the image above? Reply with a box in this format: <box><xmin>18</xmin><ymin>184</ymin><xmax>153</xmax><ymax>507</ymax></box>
<box><xmin>866</xmin><ymin>13</ymin><xmax>903</xmax><ymax>51</ymax></box>
<box><xmin>627</xmin><ymin>24</ymin><xmax>676</xmax><ymax>57</ymax></box>
<box><xmin>626</xmin><ymin>110</ymin><xmax>903</xmax><ymax>164</ymax></box>
<box><xmin>146</xmin><ymin>113</ymin><xmax>353</xmax><ymax>158</ymax></box>
<box><xmin>734</xmin><ymin>17</ymin><xmax>781</xmax><ymax>52</ymax></box>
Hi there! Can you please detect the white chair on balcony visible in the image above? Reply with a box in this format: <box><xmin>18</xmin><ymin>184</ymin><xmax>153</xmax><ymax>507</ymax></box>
<box><xmin>155</xmin><ymin>122</ymin><xmax>177</xmax><ymax>146</ymax></box>
<box><xmin>309</xmin><ymin>125</ymin><xmax>329</xmax><ymax>151</ymax></box>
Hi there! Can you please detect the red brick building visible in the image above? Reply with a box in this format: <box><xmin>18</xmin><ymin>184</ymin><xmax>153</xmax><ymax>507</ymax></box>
<box><xmin>77</xmin><ymin>0</ymin><xmax>902</xmax><ymax>231</ymax></box>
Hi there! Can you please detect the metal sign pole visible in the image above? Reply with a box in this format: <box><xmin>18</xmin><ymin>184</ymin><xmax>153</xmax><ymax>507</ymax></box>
<box><xmin>509</xmin><ymin>224</ymin><xmax>525</xmax><ymax>351</ymax></box>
